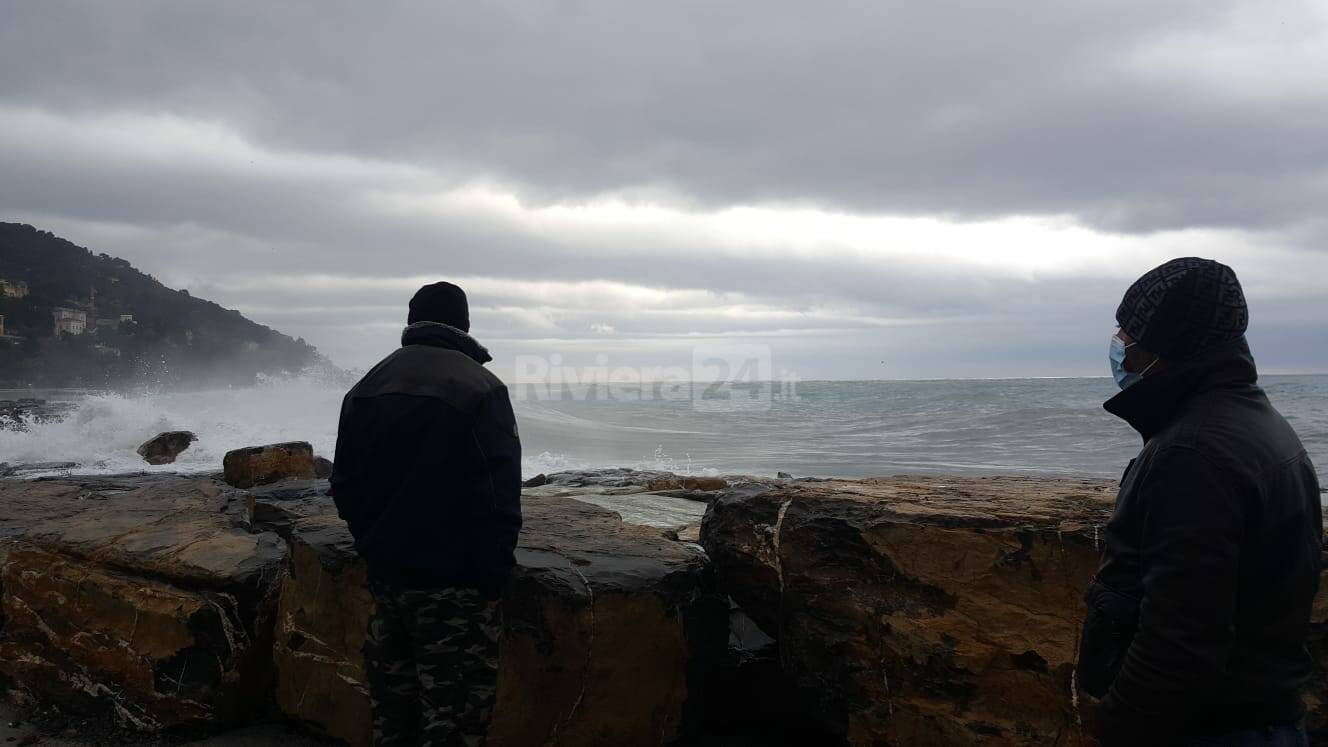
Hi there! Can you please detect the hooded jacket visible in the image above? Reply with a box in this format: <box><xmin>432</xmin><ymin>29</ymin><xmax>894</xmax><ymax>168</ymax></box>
<box><xmin>330</xmin><ymin>322</ymin><xmax>522</xmax><ymax>597</ymax></box>
<box><xmin>1078</xmin><ymin>337</ymin><xmax>1321</xmax><ymax>744</ymax></box>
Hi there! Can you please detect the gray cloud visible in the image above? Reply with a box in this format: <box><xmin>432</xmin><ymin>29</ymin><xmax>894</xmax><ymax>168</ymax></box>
<box><xmin>1</xmin><ymin>1</ymin><xmax>1326</xmax><ymax>378</ymax></box>
<box><xmin>4</xmin><ymin>1</ymin><xmax>1327</xmax><ymax>230</ymax></box>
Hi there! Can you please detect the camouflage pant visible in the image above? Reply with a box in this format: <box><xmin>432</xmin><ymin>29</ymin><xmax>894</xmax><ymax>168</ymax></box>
<box><xmin>364</xmin><ymin>584</ymin><xmax>502</xmax><ymax>747</ymax></box>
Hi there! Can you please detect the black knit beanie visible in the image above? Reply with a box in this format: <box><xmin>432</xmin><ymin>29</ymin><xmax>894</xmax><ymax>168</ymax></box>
<box><xmin>408</xmin><ymin>282</ymin><xmax>470</xmax><ymax>332</ymax></box>
<box><xmin>1115</xmin><ymin>257</ymin><xmax>1247</xmax><ymax>359</ymax></box>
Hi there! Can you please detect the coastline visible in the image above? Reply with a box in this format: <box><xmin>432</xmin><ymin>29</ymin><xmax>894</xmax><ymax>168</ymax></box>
<box><xmin>0</xmin><ymin>458</ymin><xmax>1324</xmax><ymax>745</ymax></box>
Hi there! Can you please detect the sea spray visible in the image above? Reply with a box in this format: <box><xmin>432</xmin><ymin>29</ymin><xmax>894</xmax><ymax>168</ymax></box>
<box><xmin>3</xmin><ymin>376</ymin><xmax>1324</xmax><ymax>483</ymax></box>
<box><xmin>0</xmin><ymin>376</ymin><xmax>345</xmax><ymax>475</ymax></box>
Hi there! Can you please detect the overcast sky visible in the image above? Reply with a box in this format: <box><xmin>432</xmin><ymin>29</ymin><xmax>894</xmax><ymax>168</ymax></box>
<box><xmin>2</xmin><ymin>1</ymin><xmax>1326</xmax><ymax>380</ymax></box>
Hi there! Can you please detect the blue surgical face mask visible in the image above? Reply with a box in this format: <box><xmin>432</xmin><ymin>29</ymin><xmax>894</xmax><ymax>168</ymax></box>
<box><xmin>1110</xmin><ymin>334</ymin><xmax>1158</xmax><ymax>390</ymax></box>
<box><xmin>1109</xmin><ymin>336</ymin><xmax>1140</xmax><ymax>389</ymax></box>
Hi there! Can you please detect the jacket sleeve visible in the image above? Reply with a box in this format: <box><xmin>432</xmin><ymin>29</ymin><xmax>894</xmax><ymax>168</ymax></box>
<box><xmin>1099</xmin><ymin>446</ymin><xmax>1246</xmax><ymax>745</ymax></box>
<box><xmin>473</xmin><ymin>384</ymin><xmax>523</xmax><ymax>560</ymax></box>
<box><xmin>329</xmin><ymin>391</ymin><xmax>360</xmax><ymax>524</ymax></box>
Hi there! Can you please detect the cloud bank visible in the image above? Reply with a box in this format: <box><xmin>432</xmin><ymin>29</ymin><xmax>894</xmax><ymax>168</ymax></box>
<box><xmin>2</xmin><ymin>1</ymin><xmax>1325</xmax><ymax>379</ymax></box>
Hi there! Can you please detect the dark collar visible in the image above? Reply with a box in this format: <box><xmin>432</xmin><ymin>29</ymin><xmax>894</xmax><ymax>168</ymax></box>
<box><xmin>1103</xmin><ymin>336</ymin><xmax>1258</xmax><ymax>440</ymax></box>
<box><xmin>401</xmin><ymin>322</ymin><xmax>493</xmax><ymax>364</ymax></box>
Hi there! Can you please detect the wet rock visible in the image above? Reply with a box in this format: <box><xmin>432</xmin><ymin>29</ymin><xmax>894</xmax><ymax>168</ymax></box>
<box><xmin>701</xmin><ymin>475</ymin><xmax>1118</xmax><ymax>746</ymax></box>
<box><xmin>0</xmin><ymin>475</ymin><xmax>286</xmax><ymax>731</ymax></box>
<box><xmin>241</xmin><ymin>479</ymin><xmax>331</xmax><ymax>537</ymax></box>
<box><xmin>0</xmin><ymin>463</ymin><xmax>78</xmax><ymax>478</ymax></box>
<box><xmin>540</xmin><ymin>467</ymin><xmax>678</xmax><ymax>489</ymax></box>
<box><xmin>521</xmin><ymin>473</ymin><xmax>548</xmax><ymax>488</ymax></box>
<box><xmin>312</xmin><ymin>456</ymin><xmax>333</xmax><ymax>479</ymax></box>
<box><xmin>646</xmin><ymin>488</ymin><xmax>723</xmax><ymax>504</ymax></box>
<box><xmin>776</xmin><ymin>471</ymin><xmax>793</xmax><ymax>479</ymax></box>
<box><xmin>268</xmin><ymin>496</ymin><xmax>727</xmax><ymax>746</ymax></box>
<box><xmin>0</xmin><ymin>476</ymin><xmax>153</xmax><ymax>629</ymax></box>
<box><xmin>521</xmin><ymin>483</ymin><xmax>649</xmax><ymax>499</ymax></box>
<box><xmin>261</xmin><ymin>504</ymin><xmax>371</xmax><ymax>745</ymax></box>
<box><xmin>135</xmin><ymin>431</ymin><xmax>197</xmax><ymax>465</ymax></box>
<box><xmin>222</xmin><ymin>442</ymin><xmax>316</xmax><ymax>489</ymax></box>
<box><xmin>647</xmin><ymin>476</ymin><xmax>729</xmax><ymax>492</ymax></box>
<box><xmin>560</xmin><ymin>490</ymin><xmax>708</xmax><ymax>529</ymax></box>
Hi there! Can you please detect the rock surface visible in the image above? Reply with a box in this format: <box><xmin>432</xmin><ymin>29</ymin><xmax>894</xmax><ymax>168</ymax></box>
<box><xmin>537</xmin><ymin>467</ymin><xmax>717</xmax><ymax>489</ymax></box>
<box><xmin>223</xmin><ymin>442</ymin><xmax>316</xmax><ymax>488</ymax></box>
<box><xmin>0</xmin><ymin>462</ymin><xmax>78</xmax><ymax>478</ymax></box>
<box><xmin>135</xmin><ymin>430</ymin><xmax>197</xmax><ymax>465</ymax></box>
<box><xmin>702</xmin><ymin>475</ymin><xmax>1120</xmax><ymax>746</ymax></box>
<box><xmin>647</xmin><ymin>476</ymin><xmax>729</xmax><ymax>492</ymax></box>
<box><xmin>0</xmin><ymin>475</ymin><xmax>285</xmax><ymax>731</ymax></box>
<box><xmin>5</xmin><ymin>466</ymin><xmax>1325</xmax><ymax>746</ymax></box>
<box><xmin>255</xmin><ymin>484</ymin><xmax>727</xmax><ymax>747</ymax></box>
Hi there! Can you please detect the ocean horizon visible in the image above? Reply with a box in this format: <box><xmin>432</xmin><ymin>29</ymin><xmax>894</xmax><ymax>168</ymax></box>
<box><xmin>3</xmin><ymin>374</ymin><xmax>1325</xmax><ymax>487</ymax></box>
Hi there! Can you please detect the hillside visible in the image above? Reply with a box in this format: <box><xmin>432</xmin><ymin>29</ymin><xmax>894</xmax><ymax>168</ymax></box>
<box><xmin>0</xmin><ymin>222</ymin><xmax>321</xmax><ymax>388</ymax></box>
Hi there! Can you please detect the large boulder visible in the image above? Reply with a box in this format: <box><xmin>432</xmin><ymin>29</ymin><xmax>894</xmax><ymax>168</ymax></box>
<box><xmin>223</xmin><ymin>442</ymin><xmax>316</xmax><ymax>488</ymax></box>
<box><xmin>0</xmin><ymin>477</ymin><xmax>107</xmax><ymax>630</ymax></box>
<box><xmin>702</xmin><ymin>476</ymin><xmax>1118</xmax><ymax>746</ymax></box>
<box><xmin>0</xmin><ymin>474</ymin><xmax>204</xmax><ymax>626</ymax></box>
<box><xmin>0</xmin><ymin>475</ymin><xmax>286</xmax><ymax>731</ymax></box>
<box><xmin>258</xmin><ymin>488</ymin><xmax>727</xmax><ymax>747</ymax></box>
<box><xmin>135</xmin><ymin>430</ymin><xmax>197</xmax><ymax>465</ymax></box>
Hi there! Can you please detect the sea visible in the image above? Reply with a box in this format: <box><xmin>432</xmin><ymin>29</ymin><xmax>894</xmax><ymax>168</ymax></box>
<box><xmin>2</xmin><ymin>376</ymin><xmax>1325</xmax><ymax>487</ymax></box>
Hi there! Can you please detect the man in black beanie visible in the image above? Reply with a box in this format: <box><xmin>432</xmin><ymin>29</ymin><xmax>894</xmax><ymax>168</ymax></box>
<box><xmin>1078</xmin><ymin>258</ymin><xmax>1321</xmax><ymax>746</ymax></box>
<box><xmin>331</xmin><ymin>281</ymin><xmax>521</xmax><ymax>746</ymax></box>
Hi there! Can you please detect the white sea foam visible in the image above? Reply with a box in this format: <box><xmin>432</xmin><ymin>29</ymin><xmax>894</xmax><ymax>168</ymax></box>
<box><xmin>2</xmin><ymin>375</ymin><xmax>1322</xmax><ymax>482</ymax></box>
<box><xmin>0</xmin><ymin>377</ymin><xmax>345</xmax><ymax>476</ymax></box>
<box><xmin>0</xmin><ymin>378</ymin><xmax>612</xmax><ymax>479</ymax></box>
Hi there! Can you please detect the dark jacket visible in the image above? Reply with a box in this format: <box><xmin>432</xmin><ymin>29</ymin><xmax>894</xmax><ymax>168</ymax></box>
<box><xmin>330</xmin><ymin>322</ymin><xmax>522</xmax><ymax>597</ymax></box>
<box><xmin>1078</xmin><ymin>337</ymin><xmax>1322</xmax><ymax>744</ymax></box>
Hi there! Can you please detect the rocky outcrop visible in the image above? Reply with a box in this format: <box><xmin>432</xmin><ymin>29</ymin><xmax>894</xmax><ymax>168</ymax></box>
<box><xmin>0</xmin><ymin>473</ymin><xmax>209</xmax><ymax>592</ymax></box>
<box><xmin>0</xmin><ymin>475</ymin><xmax>286</xmax><ymax>731</ymax></box>
<box><xmin>136</xmin><ymin>430</ymin><xmax>197</xmax><ymax>465</ymax></box>
<box><xmin>223</xmin><ymin>442</ymin><xmax>315</xmax><ymax>488</ymax></box>
<box><xmin>7</xmin><ymin>466</ymin><xmax>1321</xmax><ymax>746</ymax></box>
<box><xmin>702</xmin><ymin>476</ymin><xmax>1119</xmax><ymax>746</ymax></box>
<box><xmin>256</xmin><ymin>486</ymin><xmax>727</xmax><ymax>747</ymax></box>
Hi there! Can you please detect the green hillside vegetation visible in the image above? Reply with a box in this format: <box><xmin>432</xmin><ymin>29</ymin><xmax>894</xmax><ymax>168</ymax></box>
<box><xmin>0</xmin><ymin>222</ymin><xmax>320</xmax><ymax>388</ymax></box>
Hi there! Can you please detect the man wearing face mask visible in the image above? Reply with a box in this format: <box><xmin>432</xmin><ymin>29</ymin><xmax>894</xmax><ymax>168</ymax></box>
<box><xmin>1078</xmin><ymin>258</ymin><xmax>1321</xmax><ymax>746</ymax></box>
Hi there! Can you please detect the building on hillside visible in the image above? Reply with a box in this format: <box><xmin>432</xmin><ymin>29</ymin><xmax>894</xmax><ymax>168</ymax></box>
<box><xmin>119</xmin><ymin>314</ymin><xmax>135</xmax><ymax>323</ymax></box>
<box><xmin>0</xmin><ymin>313</ymin><xmax>5</xmax><ymax>336</ymax></box>
<box><xmin>0</xmin><ymin>279</ymin><xmax>29</xmax><ymax>298</ymax></box>
<box><xmin>52</xmin><ymin>307</ymin><xmax>87</xmax><ymax>336</ymax></box>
